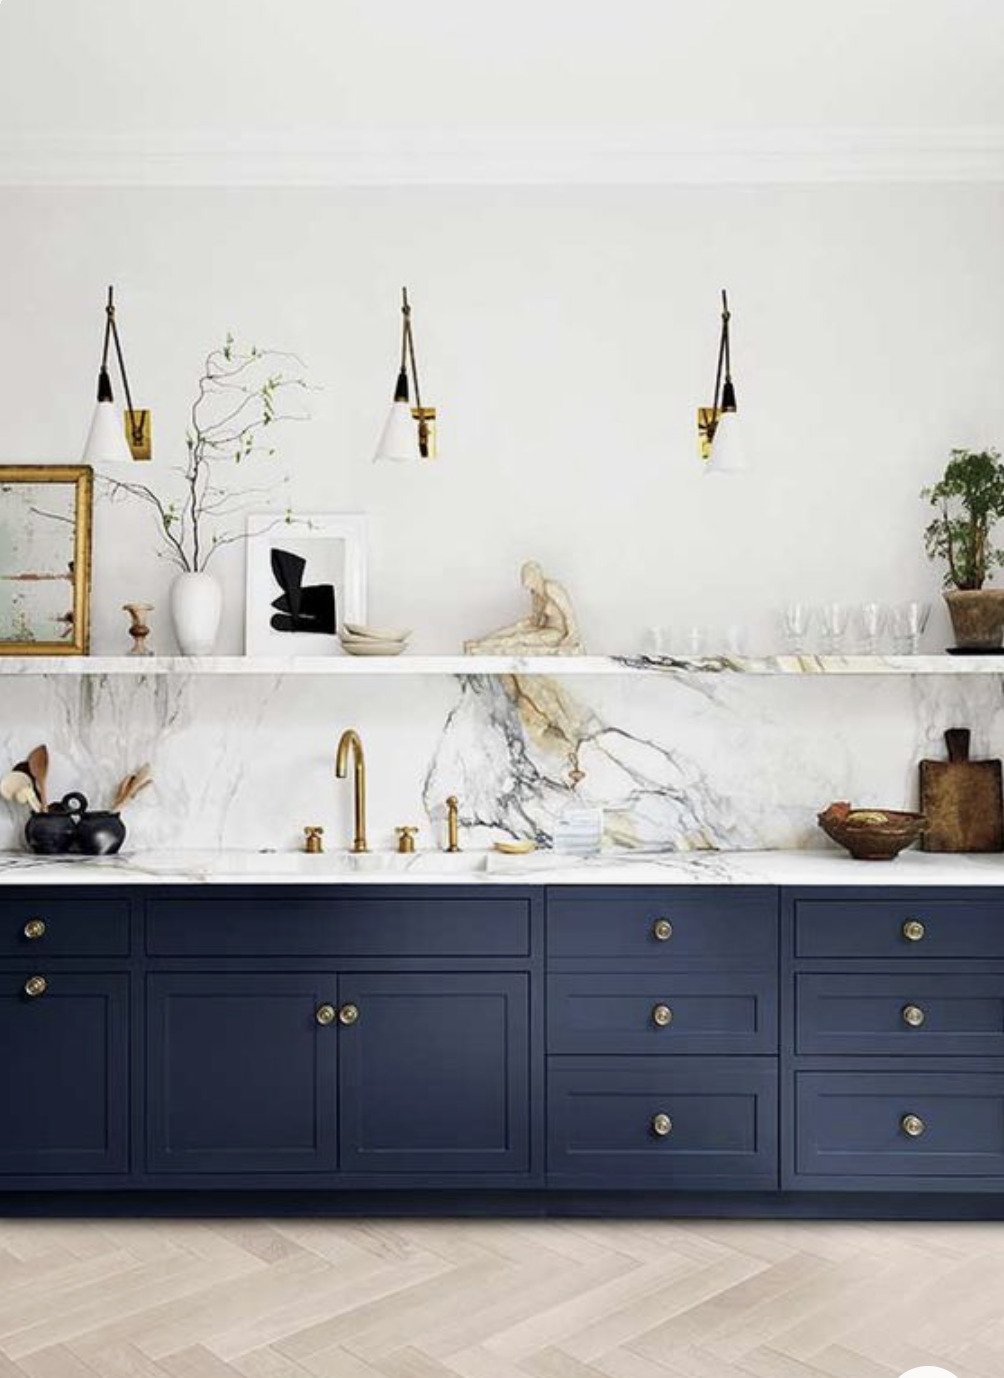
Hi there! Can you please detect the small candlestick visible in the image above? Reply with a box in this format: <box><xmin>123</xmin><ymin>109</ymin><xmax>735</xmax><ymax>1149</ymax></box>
<box><xmin>123</xmin><ymin>602</ymin><xmax>154</xmax><ymax>656</ymax></box>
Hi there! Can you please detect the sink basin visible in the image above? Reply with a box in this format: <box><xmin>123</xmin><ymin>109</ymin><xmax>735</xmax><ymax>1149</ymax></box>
<box><xmin>149</xmin><ymin>850</ymin><xmax>490</xmax><ymax>881</ymax></box>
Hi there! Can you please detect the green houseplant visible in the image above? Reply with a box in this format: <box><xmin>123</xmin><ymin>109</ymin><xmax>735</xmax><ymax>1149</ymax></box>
<box><xmin>922</xmin><ymin>448</ymin><xmax>1004</xmax><ymax>649</ymax></box>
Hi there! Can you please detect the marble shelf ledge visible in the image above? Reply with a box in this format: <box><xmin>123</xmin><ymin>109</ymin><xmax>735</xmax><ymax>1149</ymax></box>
<box><xmin>0</xmin><ymin>652</ymin><xmax>1002</xmax><ymax>677</ymax></box>
<box><xmin>1</xmin><ymin>847</ymin><xmax>1004</xmax><ymax>886</ymax></box>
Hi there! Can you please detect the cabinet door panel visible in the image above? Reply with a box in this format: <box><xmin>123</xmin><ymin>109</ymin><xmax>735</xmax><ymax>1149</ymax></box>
<box><xmin>549</xmin><ymin>973</ymin><xmax>776</xmax><ymax>1055</ymax></box>
<box><xmin>794</xmin><ymin>898</ymin><xmax>1004</xmax><ymax>960</ymax></box>
<box><xmin>0</xmin><ymin>972</ymin><xmax>128</xmax><ymax>1174</ymax></box>
<box><xmin>339</xmin><ymin>973</ymin><xmax>530</xmax><ymax>1175</ymax></box>
<box><xmin>797</xmin><ymin>972</ymin><xmax>1004</xmax><ymax>1056</ymax></box>
<box><xmin>548</xmin><ymin>893</ymin><xmax>776</xmax><ymax>968</ymax></box>
<box><xmin>146</xmin><ymin>974</ymin><xmax>337</xmax><ymax>1174</ymax></box>
<box><xmin>795</xmin><ymin>1070</ymin><xmax>1004</xmax><ymax>1180</ymax></box>
<box><xmin>548</xmin><ymin>1057</ymin><xmax>777</xmax><ymax>1189</ymax></box>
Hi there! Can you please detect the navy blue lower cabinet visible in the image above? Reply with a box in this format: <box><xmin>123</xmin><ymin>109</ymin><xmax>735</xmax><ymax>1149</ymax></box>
<box><xmin>0</xmin><ymin>971</ymin><xmax>129</xmax><ymax>1175</ymax></box>
<box><xmin>338</xmin><ymin>973</ymin><xmax>531</xmax><ymax>1176</ymax></box>
<box><xmin>794</xmin><ymin>1070</ymin><xmax>1004</xmax><ymax>1188</ymax></box>
<box><xmin>549</xmin><ymin>973</ymin><xmax>776</xmax><ymax>1056</ymax></box>
<box><xmin>548</xmin><ymin>1057</ymin><xmax>778</xmax><ymax>1189</ymax></box>
<box><xmin>146</xmin><ymin>973</ymin><xmax>338</xmax><ymax>1174</ymax></box>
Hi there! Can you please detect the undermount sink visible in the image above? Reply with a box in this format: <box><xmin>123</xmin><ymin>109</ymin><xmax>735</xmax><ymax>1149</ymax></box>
<box><xmin>194</xmin><ymin>850</ymin><xmax>489</xmax><ymax>878</ymax></box>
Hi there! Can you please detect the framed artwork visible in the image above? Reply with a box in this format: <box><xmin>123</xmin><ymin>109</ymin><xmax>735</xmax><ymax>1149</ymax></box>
<box><xmin>0</xmin><ymin>465</ymin><xmax>93</xmax><ymax>655</ymax></box>
<box><xmin>244</xmin><ymin>513</ymin><xmax>367</xmax><ymax>656</ymax></box>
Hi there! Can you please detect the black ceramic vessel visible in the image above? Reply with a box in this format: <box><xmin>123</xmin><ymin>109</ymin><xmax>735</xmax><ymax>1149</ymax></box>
<box><xmin>76</xmin><ymin>811</ymin><xmax>127</xmax><ymax>856</ymax></box>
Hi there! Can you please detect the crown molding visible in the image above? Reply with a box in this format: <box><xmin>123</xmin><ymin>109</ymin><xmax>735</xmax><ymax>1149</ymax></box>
<box><xmin>2</xmin><ymin>127</ymin><xmax>1004</xmax><ymax>187</ymax></box>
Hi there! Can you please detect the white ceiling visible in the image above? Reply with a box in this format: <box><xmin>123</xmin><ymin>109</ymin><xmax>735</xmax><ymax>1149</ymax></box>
<box><xmin>1</xmin><ymin>0</ymin><xmax>1003</xmax><ymax>182</ymax></box>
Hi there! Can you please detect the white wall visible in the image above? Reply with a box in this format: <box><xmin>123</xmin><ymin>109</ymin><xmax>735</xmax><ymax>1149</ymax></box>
<box><xmin>1</xmin><ymin>182</ymin><xmax>1004</xmax><ymax>656</ymax></box>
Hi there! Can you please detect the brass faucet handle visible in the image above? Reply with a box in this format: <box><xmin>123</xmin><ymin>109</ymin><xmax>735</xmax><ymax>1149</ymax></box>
<box><xmin>304</xmin><ymin>826</ymin><xmax>324</xmax><ymax>855</ymax></box>
<box><xmin>445</xmin><ymin>795</ymin><xmax>461</xmax><ymax>853</ymax></box>
<box><xmin>396</xmin><ymin>826</ymin><xmax>419</xmax><ymax>855</ymax></box>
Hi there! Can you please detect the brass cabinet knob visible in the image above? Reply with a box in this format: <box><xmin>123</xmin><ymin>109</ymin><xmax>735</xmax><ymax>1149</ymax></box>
<box><xmin>23</xmin><ymin>976</ymin><xmax>47</xmax><ymax>998</ymax></box>
<box><xmin>651</xmin><ymin>1112</ymin><xmax>673</xmax><ymax>1137</ymax></box>
<box><xmin>652</xmin><ymin>919</ymin><xmax>673</xmax><ymax>942</ymax></box>
<box><xmin>338</xmin><ymin>1003</ymin><xmax>360</xmax><ymax>1026</ymax></box>
<box><xmin>23</xmin><ymin>919</ymin><xmax>46</xmax><ymax>940</ymax></box>
<box><xmin>901</xmin><ymin>1113</ymin><xmax>926</xmax><ymax>1138</ymax></box>
<box><xmin>652</xmin><ymin>1004</ymin><xmax>673</xmax><ymax>1027</ymax></box>
<box><xmin>902</xmin><ymin>919</ymin><xmax>926</xmax><ymax>943</ymax></box>
<box><xmin>315</xmin><ymin>1004</ymin><xmax>336</xmax><ymax>1026</ymax></box>
<box><xmin>902</xmin><ymin>1004</ymin><xmax>926</xmax><ymax>1028</ymax></box>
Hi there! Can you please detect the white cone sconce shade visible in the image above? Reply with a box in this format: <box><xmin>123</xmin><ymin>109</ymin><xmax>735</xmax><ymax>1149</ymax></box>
<box><xmin>81</xmin><ymin>286</ymin><xmax>152</xmax><ymax>466</ymax></box>
<box><xmin>374</xmin><ymin>372</ymin><xmax>421</xmax><ymax>463</ymax></box>
<box><xmin>82</xmin><ymin>366</ymin><xmax>135</xmax><ymax>466</ymax></box>
<box><xmin>373</xmin><ymin>288</ymin><xmax>437</xmax><ymax>463</ymax></box>
<box><xmin>699</xmin><ymin>288</ymin><xmax>748</xmax><ymax>475</ymax></box>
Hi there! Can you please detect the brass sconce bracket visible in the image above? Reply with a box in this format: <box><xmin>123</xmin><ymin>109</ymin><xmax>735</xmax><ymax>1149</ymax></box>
<box><xmin>126</xmin><ymin>410</ymin><xmax>152</xmax><ymax>461</ymax></box>
<box><xmin>697</xmin><ymin>407</ymin><xmax>720</xmax><ymax>462</ymax></box>
<box><xmin>411</xmin><ymin>405</ymin><xmax>438</xmax><ymax>459</ymax></box>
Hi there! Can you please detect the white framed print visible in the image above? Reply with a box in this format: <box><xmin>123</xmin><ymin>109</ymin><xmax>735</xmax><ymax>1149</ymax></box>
<box><xmin>244</xmin><ymin>513</ymin><xmax>367</xmax><ymax>656</ymax></box>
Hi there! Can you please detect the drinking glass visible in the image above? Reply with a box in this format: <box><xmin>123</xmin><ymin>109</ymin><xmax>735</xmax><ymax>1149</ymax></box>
<box><xmin>818</xmin><ymin>602</ymin><xmax>850</xmax><ymax>655</ymax></box>
<box><xmin>891</xmin><ymin>600</ymin><xmax>931</xmax><ymax>655</ymax></box>
<box><xmin>779</xmin><ymin>603</ymin><xmax>813</xmax><ymax>654</ymax></box>
<box><xmin>677</xmin><ymin>625</ymin><xmax>707</xmax><ymax>658</ymax></box>
<box><xmin>856</xmin><ymin>601</ymin><xmax>887</xmax><ymax>655</ymax></box>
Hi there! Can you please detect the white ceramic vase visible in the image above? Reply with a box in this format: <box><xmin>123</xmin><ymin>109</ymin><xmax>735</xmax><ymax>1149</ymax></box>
<box><xmin>170</xmin><ymin>571</ymin><xmax>222</xmax><ymax>656</ymax></box>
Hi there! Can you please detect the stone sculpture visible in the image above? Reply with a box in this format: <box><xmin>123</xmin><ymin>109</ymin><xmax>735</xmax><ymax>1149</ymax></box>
<box><xmin>464</xmin><ymin>561</ymin><xmax>583</xmax><ymax>656</ymax></box>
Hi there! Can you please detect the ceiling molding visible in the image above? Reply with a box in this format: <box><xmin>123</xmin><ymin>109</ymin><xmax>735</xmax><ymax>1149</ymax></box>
<box><xmin>2</xmin><ymin>127</ymin><xmax>1004</xmax><ymax>187</ymax></box>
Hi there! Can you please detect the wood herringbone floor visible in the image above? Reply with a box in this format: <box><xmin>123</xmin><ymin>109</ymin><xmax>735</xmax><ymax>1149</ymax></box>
<box><xmin>0</xmin><ymin>1217</ymin><xmax>1000</xmax><ymax>1378</ymax></box>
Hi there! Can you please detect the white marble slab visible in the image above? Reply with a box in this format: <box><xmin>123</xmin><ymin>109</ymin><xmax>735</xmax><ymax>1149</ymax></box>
<box><xmin>0</xmin><ymin>847</ymin><xmax>1002</xmax><ymax>887</ymax></box>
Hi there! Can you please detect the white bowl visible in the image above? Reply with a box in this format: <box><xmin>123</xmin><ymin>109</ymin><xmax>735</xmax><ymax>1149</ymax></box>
<box><xmin>339</xmin><ymin>638</ymin><xmax>408</xmax><ymax>657</ymax></box>
<box><xmin>343</xmin><ymin>622</ymin><xmax>411</xmax><ymax>643</ymax></box>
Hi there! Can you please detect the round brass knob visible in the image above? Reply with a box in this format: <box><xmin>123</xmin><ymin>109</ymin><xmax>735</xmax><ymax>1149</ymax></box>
<box><xmin>338</xmin><ymin>1003</ymin><xmax>360</xmax><ymax>1026</ymax></box>
<box><xmin>901</xmin><ymin>1113</ymin><xmax>926</xmax><ymax>1138</ymax></box>
<box><xmin>652</xmin><ymin>919</ymin><xmax>673</xmax><ymax>942</ymax></box>
<box><xmin>23</xmin><ymin>919</ymin><xmax>46</xmax><ymax>940</ymax></box>
<box><xmin>902</xmin><ymin>919</ymin><xmax>926</xmax><ymax>943</ymax></box>
<box><xmin>902</xmin><ymin>1004</ymin><xmax>926</xmax><ymax>1028</ymax></box>
<box><xmin>652</xmin><ymin>1004</ymin><xmax>673</xmax><ymax>1027</ymax></box>
<box><xmin>651</xmin><ymin>1112</ymin><xmax>673</xmax><ymax>1137</ymax></box>
<box><xmin>23</xmin><ymin>976</ymin><xmax>47</xmax><ymax>998</ymax></box>
<box><xmin>315</xmin><ymin>1004</ymin><xmax>336</xmax><ymax>1026</ymax></box>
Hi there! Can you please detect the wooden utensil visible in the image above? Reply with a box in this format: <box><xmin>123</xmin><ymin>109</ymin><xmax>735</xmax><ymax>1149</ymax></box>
<box><xmin>27</xmin><ymin>745</ymin><xmax>48</xmax><ymax>811</ymax></box>
<box><xmin>111</xmin><ymin>764</ymin><xmax>153</xmax><ymax>812</ymax></box>
<box><xmin>920</xmin><ymin>728</ymin><xmax>1004</xmax><ymax>852</ymax></box>
<box><xmin>0</xmin><ymin>771</ymin><xmax>41</xmax><ymax>813</ymax></box>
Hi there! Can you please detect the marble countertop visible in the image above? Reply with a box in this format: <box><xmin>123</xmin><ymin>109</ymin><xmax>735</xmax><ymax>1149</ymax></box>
<box><xmin>1</xmin><ymin>848</ymin><xmax>1004</xmax><ymax>886</ymax></box>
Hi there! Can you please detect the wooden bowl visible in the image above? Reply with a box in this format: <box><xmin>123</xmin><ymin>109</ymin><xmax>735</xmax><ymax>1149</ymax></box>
<box><xmin>817</xmin><ymin>802</ymin><xmax>927</xmax><ymax>861</ymax></box>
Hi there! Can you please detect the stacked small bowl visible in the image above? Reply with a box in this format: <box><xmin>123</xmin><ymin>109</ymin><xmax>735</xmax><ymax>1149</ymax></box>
<box><xmin>339</xmin><ymin>623</ymin><xmax>411</xmax><ymax>657</ymax></box>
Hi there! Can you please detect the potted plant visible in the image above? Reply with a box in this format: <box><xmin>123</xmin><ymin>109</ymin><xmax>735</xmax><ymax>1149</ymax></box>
<box><xmin>922</xmin><ymin>448</ymin><xmax>1004</xmax><ymax>650</ymax></box>
<box><xmin>106</xmin><ymin>337</ymin><xmax>309</xmax><ymax>655</ymax></box>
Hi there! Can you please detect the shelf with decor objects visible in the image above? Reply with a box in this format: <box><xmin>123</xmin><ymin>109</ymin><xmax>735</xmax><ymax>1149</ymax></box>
<box><xmin>1</xmin><ymin>653</ymin><xmax>1004</xmax><ymax>677</ymax></box>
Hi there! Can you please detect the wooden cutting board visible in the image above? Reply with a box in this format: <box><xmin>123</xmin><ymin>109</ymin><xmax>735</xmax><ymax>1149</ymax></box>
<box><xmin>920</xmin><ymin>728</ymin><xmax>1004</xmax><ymax>852</ymax></box>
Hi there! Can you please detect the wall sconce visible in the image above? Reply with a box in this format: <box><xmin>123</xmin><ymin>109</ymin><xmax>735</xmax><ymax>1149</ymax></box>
<box><xmin>373</xmin><ymin>287</ymin><xmax>437</xmax><ymax>463</ymax></box>
<box><xmin>82</xmin><ymin>286</ymin><xmax>151</xmax><ymax>465</ymax></box>
<box><xmin>697</xmin><ymin>288</ymin><xmax>747</xmax><ymax>475</ymax></box>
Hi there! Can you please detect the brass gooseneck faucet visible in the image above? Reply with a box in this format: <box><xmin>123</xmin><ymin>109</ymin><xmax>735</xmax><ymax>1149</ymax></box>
<box><xmin>335</xmin><ymin>729</ymin><xmax>368</xmax><ymax>853</ymax></box>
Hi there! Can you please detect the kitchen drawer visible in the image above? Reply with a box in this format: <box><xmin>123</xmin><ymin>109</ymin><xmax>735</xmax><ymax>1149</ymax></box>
<box><xmin>794</xmin><ymin>897</ymin><xmax>1004</xmax><ymax>961</ymax></box>
<box><xmin>796</xmin><ymin>972</ymin><xmax>1004</xmax><ymax>1057</ymax></box>
<box><xmin>795</xmin><ymin>1070</ymin><xmax>1004</xmax><ymax>1179</ymax></box>
<box><xmin>0</xmin><ymin>899</ymin><xmax>130</xmax><ymax>958</ymax></box>
<box><xmin>548</xmin><ymin>1057</ymin><xmax>778</xmax><ymax>1187</ymax></box>
<box><xmin>548</xmin><ymin>972</ymin><xmax>777</xmax><ymax>1055</ymax></box>
<box><xmin>146</xmin><ymin>896</ymin><xmax>530</xmax><ymax>958</ymax></box>
<box><xmin>548</xmin><ymin>892</ymin><xmax>776</xmax><ymax>968</ymax></box>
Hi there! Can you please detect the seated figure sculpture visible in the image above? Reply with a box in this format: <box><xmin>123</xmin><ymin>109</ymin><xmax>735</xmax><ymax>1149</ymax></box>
<box><xmin>464</xmin><ymin>560</ymin><xmax>583</xmax><ymax>656</ymax></box>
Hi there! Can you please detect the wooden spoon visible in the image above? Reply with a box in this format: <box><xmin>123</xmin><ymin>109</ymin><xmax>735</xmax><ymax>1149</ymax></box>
<box><xmin>27</xmin><ymin>745</ymin><xmax>48</xmax><ymax>811</ymax></box>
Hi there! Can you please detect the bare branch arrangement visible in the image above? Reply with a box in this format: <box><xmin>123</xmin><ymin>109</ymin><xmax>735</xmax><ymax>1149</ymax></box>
<box><xmin>104</xmin><ymin>336</ymin><xmax>310</xmax><ymax>573</ymax></box>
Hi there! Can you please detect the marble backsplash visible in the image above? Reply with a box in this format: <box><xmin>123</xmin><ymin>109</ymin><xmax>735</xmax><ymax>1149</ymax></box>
<box><xmin>1</xmin><ymin>668</ymin><xmax>1003</xmax><ymax>856</ymax></box>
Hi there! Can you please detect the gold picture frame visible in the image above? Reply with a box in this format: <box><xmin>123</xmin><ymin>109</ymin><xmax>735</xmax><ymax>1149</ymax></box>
<box><xmin>0</xmin><ymin>465</ymin><xmax>93</xmax><ymax>655</ymax></box>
